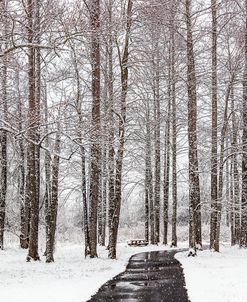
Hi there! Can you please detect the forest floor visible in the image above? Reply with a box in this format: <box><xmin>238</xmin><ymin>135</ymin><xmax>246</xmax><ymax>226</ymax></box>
<box><xmin>1</xmin><ymin>242</ymin><xmax>247</xmax><ymax>302</ymax></box>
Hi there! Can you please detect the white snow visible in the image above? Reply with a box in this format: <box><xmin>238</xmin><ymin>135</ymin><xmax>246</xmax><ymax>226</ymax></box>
<box><xmin>0</xmin><ymin>243</ymin><xmax>166</xmax><ymax>302</ymax></box>
<box><xmin>2</xmin><ymin>242</ymin><xmax>247</xmax><ymax>302</ymax></box>
<box><xmin>176</xmin><ymin>245</ymin><xmax>247</xmax><ymax>302</ymax></box>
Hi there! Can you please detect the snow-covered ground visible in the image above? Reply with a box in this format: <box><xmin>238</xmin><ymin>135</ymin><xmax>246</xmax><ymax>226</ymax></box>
<box><xmin>2</xmin><ymin>242</ymin><xmax>247</xmax><ymax>302</ymax></box>
<box><xmin>0</xmin><ymin>243</ymin><xmax>166</xmax><ymax>302</ymax></box>
<box><xmin>176</xmin><ymin>245</ymin><xmax>247</xmax><ymax>302</ymax></box>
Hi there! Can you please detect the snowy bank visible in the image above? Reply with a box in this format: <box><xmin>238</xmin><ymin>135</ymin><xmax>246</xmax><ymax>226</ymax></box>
<box><xmin>0</xmin><ymin>243</ymin><xmax>167</xmax><ymax>302</ymax></box>
<box><xmin>176</xmin><ymin>245</ymin><xmax>247</xmax><ymax>302</ymax></box>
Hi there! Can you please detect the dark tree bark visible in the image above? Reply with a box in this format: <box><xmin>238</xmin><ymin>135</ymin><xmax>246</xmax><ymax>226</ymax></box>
<box><xmin>215</xmin><ymin>80</ymin><xmax>232</xmax><ymax>251</ymax></box>
<box><xmin>43</xmin><ymin>81</ymin><xmax>51</xmax><ymax>257</ymax></box>
<box><xmin>26</xmin><ymin>0</ymin><xmax>40</xmax><ymax>261</ymax></box>
<box><xmin>34</xmin><ymin>0</ymin><xmax>41</xmax><ymax>237</ymax></box>
<box><xmin>170</xmin><ymin>3</ymin><xmax>177</xmax><ymax>248</ymax></box>
<box><xmin>240</xmin><ymin>0</ymin><xmax>247</xmax><ymax>247</ymax></box>
<box><xmin>98</xmin><ymin>48</ymin><xmax>108</xmax><ymax>247</ymax></box>
<box><xmin>154</xmin><ymin>53</ymin><xmax>161</xmax><ymax>245</ymax></box>
<box><xmin>88</xmin><ymin>0</ymin><xmax>101</xmax><ymax>258</ymax></box>
<box><xmin>163</xmin><ymin>57</ymin><xmax>171</xmax><ymax>246</ymax></box>
<box><xmin>144</xmin><ymin>155</ymin><xmax>149</xmax><ymax>242</ymax></box>
<box><xmin>145</xmin><ymin>105</ymin><xmax>154</xmax><ymax>243</ymax></box>
<box><xmin>108</xmin><ymin>0</ymin><xmax>132</xmax><ymax>259</ymax></box>
<box><xmin>230</xmin><ymin>87</ymin><xmax>240</xmax><ymax>245</ymax></box>
<box><xmin>107</xmin><ymin>0</ymin><xmax>116</xmax><ymax>250</ymax></box>
<box><xmin>185</xmin><ymin>0</ymin><xmax>202</xmax><ymax>250</ymax></box>
<box><xmin>98</xmin><ymin>131</ymin><xmax>107</xmax><ymax>246</ymax></box>
<box><xmin>46</xmin><ymin>129</ymin><xmax>61</xmax><ymax>263</ymax></box>
<box><xmin>100</xmin><ymin>145</ymin><xmax>107</xmax><ymax>246</ymax></box>
<box><xmin>0</xmin><ymin>0</ymin><xmax>7</xmax><ymax>250</ymax></box>
<box><xmin>15</xmin><ymin>70</ymin><xmax>28</xmax><ymax>249</ymax></box>
<box><xmin>210</xmin><ymin>0</ymin><xmax>218</xmax><ymax>251</ymax></box>
<box><xmin>69</xmin><ymin>40</ymin><xmax>90</xmax><ymax>257</ymax></box>
<box><xmin>81</xmin><ymin>145</ymin><xmax>90</xmax><ymax>256</ymax></box>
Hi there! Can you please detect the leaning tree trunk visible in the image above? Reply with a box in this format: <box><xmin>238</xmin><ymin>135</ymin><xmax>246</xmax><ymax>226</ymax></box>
<box><xmin>108</xmin><ymin>0</ymin><xmax>132</xmax><ymax>259</ymax></box>
<box><xmin>88</xmin><ymin>0</ymin><xmax>101</xmax><ymax>258</ymax></box>
<box><xmin>185</xmin><ymin>0</ymin><xmax>202</xmax><ymax>250</ymax></box>
<box><xmin>240</xmin><ymin>0</ymin><xmax>247</xmax><ymax>247</ymax></box>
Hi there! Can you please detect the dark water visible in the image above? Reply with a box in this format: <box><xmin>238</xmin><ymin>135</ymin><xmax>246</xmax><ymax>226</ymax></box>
<box><xmin>88</xmin><ymin>249</ymin><xmax>190</xmax><ymax>302</ymax></box>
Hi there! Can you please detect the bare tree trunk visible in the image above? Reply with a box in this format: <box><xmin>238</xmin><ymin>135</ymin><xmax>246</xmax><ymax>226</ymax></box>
<box><xmin>81</xmin><ymin>145</ymin><xmax>90</xmax><ymax>256</ymax></box>
<box><xmin>170</xmin><ymin>5</ymin><xmax>177</xmax><ymax>248</ymax></box>
<box><xmin>144</xmin><ymin>155</ymin><xmax>149</xmax><ymax>242</ymax></box>
<box><xmin>154</xmin><ymin>55</ymin><xmax>161</xmax><ymax>245</ymax></box>
<box><xmin>23</xmin><ymin>172</ymin><xmax>31</xmax><ymax>249</ymax></box>
<box><xmin>43</xmin><ymin>80</ymin><xmax>51</xmax><ymax>257</ymax></box>
<box><xmin>107</xmin><ymin>0</ymin><xmax>116</xmax><ymax>250</ymax></box>
<box><xmin>69</xmin><ymin>40</ymin><xmax>90</xmax><ymax>257</ymax></box>
<box><xmin>88</xmin><ymin>0</ymin><xmax>101</xmax><ymax>258</ymax></box>
<box><xmin>185</xmin><ymin>0</ymin><xmax>202</xmax><ymax>250</ymax></box>
<box><xmin>46</xmin><ymin>128</ymin><xmax>60</xmax><ymax>263</ymax></box>
<box><xmin>108</xmin><ymin>0</ymin><xmax>132</xmax><ymax>259</ymax></box>
<box><xmin>101</xmin><ymin>153</ymin><xmax>107</xmax><ymax>246</ymax></box>
<box><xmin>15</xmin><ymin>70</ymin><xmax>28</xmax><ymax>249</ymax></box>
<box><xmin>225</xmin><ymin>137</ymin><xmax>230</xmax><ymax>227</ymax></box>
<box><xmin>215</xmin><ymin>80</ymin><xmax>232</xmax><ymax>251</ymax></box>
<box><xmin>163</xmin><ymin>54</ymin><xmax>171</xmax><ymax>246</ymax></box>
<box><xmin>230</xmin><ymin>87</ymin><xmax>240</xmax><ymax>245</ymax></box>
<box><xmin>98</xmin><ymin>154</ymin><xmax>103</xmax><ymax>245</ymax></box>
<box><xmin>240</xmin><ymin>0</ymin><xmax>247</xmax><ymax>247</ymax></box>
<box><xmin>230</xmin><ymin>155</ymin><xmax>235</xmax><ymax>245</ymax></box>
<box><xmin>210</xmin><ymin>0</ymin><xmax>218</xmax><ymax>251</ymax></box>
<box><xmin>171</xmin><ymin>72</ymin><xmax>177</xmax><ymax>247</ymax></box>
<box><xmin>146</xmin><ymin>105</ymin><xmax>155</xmax><ymax>244</ymax></box>
<box><xmin>163</xmin><ymin>126</ymin><xmax>170</xmax><ymax>245</ymax></box>
<box><xmin>145</xmin><ymin>105</ymin><xmax>154</xmax><ymax>243</ymax></box>
<box><xmin>98</xmin><ymin>132</ymin><xmax>107</xmax><ymax>246</ymax></box>
<box><xmin>98</xmin><ymin>54</ymin><xmax>108</xmax><ymax>247</ymax></box>
<box><xmin>0</xmin><ymin>0</ymin><xmax>7</xmax><ymax>250</ymax></box>
<box><xmin>27</xmin><ymin>0</ymin><xmax>40</xmax><ymax>261</ymax></box>
<box><xmin>34</xmin><ymin>0</ymin><xmax>41</xmax><ymax>238</ymax></box>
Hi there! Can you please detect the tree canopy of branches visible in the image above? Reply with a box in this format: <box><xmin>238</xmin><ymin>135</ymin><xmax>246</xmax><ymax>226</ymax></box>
<box><xmin>1</xmin><ymin>0</ymin><xmax>247</xmax><ymax>261</ymax></box>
